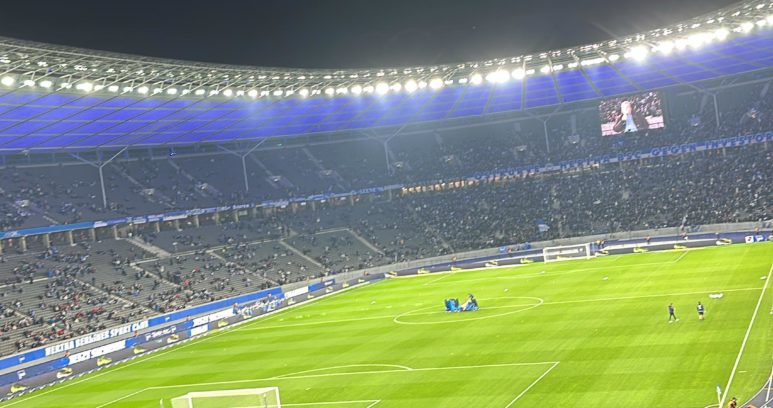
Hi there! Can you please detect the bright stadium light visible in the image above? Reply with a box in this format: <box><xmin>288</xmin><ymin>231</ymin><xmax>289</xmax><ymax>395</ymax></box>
<box><xmin>335</xmin><ymin>87</ymin><xmax>348</xmax><ymax>95</ymax></box>
<box><xmin>486</xmin><ymin>69</ymin><xmax>510</xmax><ymax>83</ymax></box>
<box><xmin>539</xmin><ymin>65</ymin><xmax>551</xmax><ymax>74</ymax></box>
<box><xmin>390</xmin><ymin>83</ymin><xmax>402</xmax><ymax>92</ymax></box>
<box><xmin>22</xmin><ymin>79</ymin><xmax>35</xmax><ymax>87</ymax></box>
<box><xmin>363</xmin><ymin>85</ymin><xmax>375</xmax><ymax>94</ymax></box>
<box><xmin>350</xmin><ymin>85</ymin><xmax>362</xmax><ymax>95</ymax></box>
<box><xmin>1</xmin><ymin>76</ymin><xmax>15</xmax><ymax>86</ymax></box>
<box><xmin>166</xmin><ymin>87</ymin><xmax>178</xmax><ymax>95</ymax></box>
<box><xmin>107</xmin><ymin>84</ymin><xmax>119</xmax><ymax>92</ymax></box>
<box><xmin>607</xmin><ymin>54</ymin><xmax>620</xmax><ymax>62</ymax></box>
<box><xmin>324</xmin><ymin>87</ymin><xmax>334</xmax><ymax>96</ymax></box>
<box><xmin>248</xmin><ymin>89</ymin><xmax>258</xmax><ymax>98</ymax></box>
<box><xmin>299</xmin><ymin>88</ymin><xmax>310</xmax><ymax>97</ymax></box>
<box><xmin>470</xmin><ymin>73</ymin><xmax>483</xmax><ymax>85</ymax></box>
<box><xmin>767</xmin><ymin>15</ymin><xmax>773</xmax><ymax>25</ymax></box>
<box><xmin>123</xmin><ymin>86</ymin><xmax>134</xmax><ymax>93</ymax></box>
<box><xmin>223</xmin><ymin>89</ymin><xmax>233</xmax><ymax>97</ymax></box>
<box><xmin>740</xmin><ymin>21</ymin><xmax>754</xmax><ymax>32</ymax></box>
<box><xmin>236</xmin><ymin>90</ymin><xmax>245</xmax><ymax>96</ymax></box>
<box><xmin>714</xmin><ymin>27</ymin><xmax>730</xmax><ymax>41</ymax></box>
<box><xmin>627</xmin><ymin>45</ymin><xmax>649</xmax><ymax>61</ymax></box>
<box><xmin>273</xmin><ymin>89</ymin><xmax>283</xmax><ymax>97</ymax></box>
<box><xmin>404</xmin><ymin>79</ymin><xmax>418</xmax><ymax>93</ymax></box>
<box><xmin>511</xmin><ymin>68</ymin><xmax>525</xmax><ymax>80</ymax></box>
<box><xmin>375</xmin><ymin>82</ymin><xmax>389</xmax><ymax>95</ymax></box>
<box><xmin>60</xmin><ymin>82</ymin><xmax>72</xmax><ymax>89</ymax></box>
<box><xmin>137</xmin><ymin>86</ymin><xmax>149</xmax><ymax>95</ymax></box>
<box><xmin>39</xmin><ymin>80</ymin><xmax>53</xmax><ymax>89</ymax></box>
<box><xmin>195</xmin><ymin>89</ymin><xmax>206</xmax><ymax>96</ymax></box>
<box><xmin>152</xmin><ymin>88</ymin><xmax>162</xmax><ymax>94</ymax></box>
<box><xmin>429</xmin><ymin>77</ymin><xmax>444</xmax><ymax>89</ymax></box>
<box><xmin>76</xmin><ymin>82</ymin><xmax>94</xmax><ymax>92</ymax></box>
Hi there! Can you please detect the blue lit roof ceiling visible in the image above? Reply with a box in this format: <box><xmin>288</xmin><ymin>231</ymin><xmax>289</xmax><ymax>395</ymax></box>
<box><xmin>0</xmin><ymin>1</ymin><xmax>772</xmax><ymax>151</ymax></box>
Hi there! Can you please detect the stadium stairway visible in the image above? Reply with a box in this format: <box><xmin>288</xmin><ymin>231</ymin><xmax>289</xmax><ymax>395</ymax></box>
<box><xmin>125</xmin><ymin>237</ymin><xmax>171</xmax><ymax>258</ymax></box>
<box><xmin>343</xmin><ymin>228</ymin><xmax>384</xmax><ymax>255</ymax></box>
<box><xmin>279</xmin><ymin>240</ymin><xmax>325</xmax><ymax>268</ymax></box>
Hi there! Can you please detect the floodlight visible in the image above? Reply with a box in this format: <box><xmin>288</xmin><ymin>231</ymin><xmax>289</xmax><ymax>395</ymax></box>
<box><xmin>324</xmin><ymin>87</ymin><xmax>335</xmax><ymax>96</ymax></box>
<box><xmin>22</xmin><ymin>79</ymin><xmax>35</xmax><ymax>87</ymax></box>
<box><xmin>350</xmin><ymin>85</ymin><xmax>362</xmax><ymax>95</ymax></box>
<box><xmin>1</xmin><ymin>76</ymin><xmax>15</xmax><ymax>86</ymax></box>
<box><xmin>390</xmin><ymin>83</ymin><xmax>402</xmax><ymax>92</ymax></box>
<box><xmin>248</xmin><ymin>89</ymin><xmax>258</xmax><ymax>98</ymax></box>
<box><xmin>404</xmin><ymin>79</ymin><xmax>418</xmax><ymax>93</ymax></box>
<box><xmin>76</xmin><ymin>82</ymin><xmax>94</xmax><ymax>92</ymax></box>
<box><xmin>236</xmin><ymin>90</ymin><xmax>245</xmax><ymax>96</ymax></box>
<box><xmin>627</xmin><ymin>45</ymin><xmax>649</xmax><ymax>61</ymax></box>
<box><xmin>167</xmin><ymin>87</ymin><xmax>178</xmax><ymax>95</ymax></box>
<box><xmin>299</xmin><ymin>88</ymin><xmax>310</xmax><ymax>97</ymax></box>
<box><xmin>470</xmin><ymin>73</ymin><xmax>483</xmax><ymax>85</ymax></box>
<box><xmin>60</xmin><ymin>82</ymin><xmax>72</xmax><ymax>89</ymax></box>
<box><xmin>273</xmin><ymin>89</ymin><xmax>283</xmax><ymax>96</ymax></box>
<box><xmin>153</xmin><ymin>88</ymin><xmax>162</xmax><ymax>94</ymax></box>
<box><xmin>486</xmin><ymin>70</ymin><xmax>510</xmax><ymax>83</ymax></box>
<box><xmin>107</xmin><ymin>84</ymin><xmax>119</xmax><ymax>92</ymax></box>
<box><xmin>539</xmin><ymin>65</ymin><xmax>551</xmax><ymax>74</ymax></box>
<box><xmin>195</xmin><ymin>89</ymin><xmax>206</xmax><ymax>96</ymax></box>
<box><xmin>335</xmin><ymin>87</ymin><xmax>348</xmax><ymax>94</ymax></box>
<box><xmin>740</xmin><ymin>22</ymin><xmax>754</xmax><ymax>32</ymax></box>
<box><xmin>363</xmin><ymin>85</ymin><xmax>375</xmax><ymax>94</ymax></box>
<box><xmin>123</xmin><ymin>86</ymin><xmax>134</xmax><ymax>93</ymax></box>
<box><xmin>714</xmin><ymin>28</ymin><xmax>730</xmax><ymax>40</ymax></box>
<box><xmin>607</xmin><ymin>54</ymin><xmax>620</xmax><ymax>62</ymax></box>
<box><xmin>223</xmin><ymin>89</ymin><xmax>233</xmax><ymax>97</ymax></box>
<box><xmin>375</xmin><ymin>82</ymin><xmax>389</xmax><ymax>95</ymax></box>
<box><xmin>39</xmin><ymin>80</ymin><xmax>53</xmax><ymax>89</ymax></box>
<box><xmin>137</xmin><ymin>86</ymin><xmax>149</xmax><ymax>94</ymax></box>
<box><xmin>429</xmin><ymin>78</ymin><xmax>444</xmax><ymax>89</ymax></box>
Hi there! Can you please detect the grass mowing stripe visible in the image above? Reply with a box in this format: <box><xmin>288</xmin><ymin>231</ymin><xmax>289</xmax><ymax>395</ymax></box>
<box><xmin>720</xmin><ymin>262</ymin><xmax>773</xmax><ymax>407</ymax></box>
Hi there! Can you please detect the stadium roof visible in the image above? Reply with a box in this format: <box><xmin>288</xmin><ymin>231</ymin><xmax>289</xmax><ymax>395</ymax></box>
<box><xmin>0</xmin><ymin>0</ymin><xmax>773</xmax><ymax>152</ymax></box>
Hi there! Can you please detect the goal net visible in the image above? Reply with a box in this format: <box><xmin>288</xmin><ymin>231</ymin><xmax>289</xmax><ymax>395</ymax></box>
<box><xmin>170</xmin><ymin>387</ymin><xmax>280</xmax><ymax>408</ymax></box>
<box><xmin>542</xmin><ymin>243</ymin><xmax>592</xmax><ymax>263</ymax></box>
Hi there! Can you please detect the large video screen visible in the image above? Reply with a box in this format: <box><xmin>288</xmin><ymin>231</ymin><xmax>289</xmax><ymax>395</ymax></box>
<box><xmin>599</xmin><ymin>91</ymin><xmax>665</xmax><ymax>136</ymax></box>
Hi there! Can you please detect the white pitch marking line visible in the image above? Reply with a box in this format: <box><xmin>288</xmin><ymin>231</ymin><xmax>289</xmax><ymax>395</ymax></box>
<box><xmin>503</xmin><ymin>361</ymin><xmax>559</xmax><ymax>407</ymax></box>
<box><xmin>281</xmin><ymin>400</ymin><xmax>381</xmax><ymax>406</ymax></box>
<box><xmin>272</xmin><ymin>364</ymin><xmax>413</xmax><ymax>379</ymax></box>
<box><xmin>720</xmin><ymin>262</ymin><xmax>772</xmax><ymax>408</ymax></box>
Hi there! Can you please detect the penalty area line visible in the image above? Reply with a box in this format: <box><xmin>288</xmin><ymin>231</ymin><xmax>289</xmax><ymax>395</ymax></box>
<box><xmin>503</xmin><ymin>361</ymin><xmax>559</xmax><ymax>408</ymax></box>
<box><xmin>720</xmin><ymin>262</ymin><xmax>773</xmax><ymax>407</ymax></box>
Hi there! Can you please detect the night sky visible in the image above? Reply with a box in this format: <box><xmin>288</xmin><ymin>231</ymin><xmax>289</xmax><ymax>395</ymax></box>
<box><xmin>0</xmin><ymin>0</ymin><xmax>738</xmax><ymax>69</ymax></box>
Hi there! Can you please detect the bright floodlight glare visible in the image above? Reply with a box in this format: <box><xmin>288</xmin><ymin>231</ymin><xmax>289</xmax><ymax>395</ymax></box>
<box><xmin>486</xmin><ymin>70</ymin><xmax>510</xmax><ymax>83</ymax></box>
<box><xmin>363</xmin><ymin>85</ymin><xmax>375</xmax><ymax>94</ymax></box>
<box><xmin>511</xmin><ymin>68</ymin><xmax>525</xmax><ymax>80</ymax></box>
<box><xmin>607</xmin><ymin>54</ymin><xmax>620</xmax><ymax>62</ymax></box>
<box><xmin>741</xmin><ymin>21</ymin><xmax>754</xmax><ymax>32</ymax></box>
<box><xmin>76</xmin><ymin>82</ymin><xmax>94</xmax><ymax>92</ymax></box>
<box><xmin>195</xmin><ymin>89</ymin><xmax>206</xmax><ymax>96</ymax></box>
<box><xmin>248</xmin><ymin>89</ymin><xmax>258</xmax><ymax>98</ymax></box>
<box><xmin>470</xmin><ymin>73</ymin><xmax>483</xmax><ymax>85</ymax></box>
<box><xmin>39</xmin><ymin>80</ymin><xmax>53</xmax><ymax>89</ymax></box>
<box><xmin>350</xmin><ymin>85</ymin><xmax>362</xmax><ymax>95</ymax></box>
<box><xmin>324</xmin><ymin>87</ymin><xmax>335</xmax><ymax>96</ymax></box>
<box><xmin>152</xmin><ymin>88</ymin><xmax>162</xmax><ymax>94</ymax></box>
<box><xmin>1</xmin><ymin>76</ymin><xmax>15</xmax><ymax>86</ymax></box>
<box><xmin>223</xmin><ymin>89</ymin><xmax>234</xmax><ymax>97</ymax></box>
<box><xmin>166</xmin><ymin>87</ymin><xmax>178</xmax><ymax>95</ymax></box>
<box><xmin>336</xmin><ymin>87</ymin><xmax>348</xmax><ymax>95</ymax></box>
<box><xmin>628</xmin><ymin>45</ymin><xmax>649</xmax><ymax>61</ymax></box>
<box><xmin>429</xmin><ymin>78</ymin><xmax>444</xmax><ymax>89</ymax></box>
<box><xmin>22</xmin><ymin>79</ymin><xmax>35</xmax><ymax>87</ymax></box>
<box><xmin>299</xmin><ymin>88</ymin><xmax>310</xmax><ymax>97</ymax></box>
<box><xmin>107</xmin><ymin>84</ymin><xmax>119</xmax><ymax>92</ymax></box>
<box><xmin>404</xmin><ymin>79</ymin><xmax>418</xmax><ymax>93</ymax></box>
<box><xmin>375</xmin><ymin>82</ymin><xmax>389</xmax><ymax>95</ymax></box>
<box><xmin>768</xmin><ymin>15</ymin><xmax>773</xmax><ymax>25</ymax></box>
<box><xmin>539</xmin><ymin>65</ymin><xmax>551</xmax><ymax>74</ymax></box>
<box><xmin>714</xmin><ymin>28</ymin><xmax>730</xmax><ymax>41</ymax></box>
<box><xmin>390</xmin><ymin>83</ymin><xmax>402</xmax><ymax>92</ymax></box>
<box><xmin>273</xmin><ymin>89</ymin><xmax>283</xmax><ymax>97</ymax></box>
<box><xmin>137</xmin><ymin>86</ymin><xmax>149</xmax><ymax>95</ymax></box>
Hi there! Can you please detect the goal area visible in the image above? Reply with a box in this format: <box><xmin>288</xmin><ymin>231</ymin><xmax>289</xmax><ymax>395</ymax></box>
<box><xmin>542</xmin><ymin>243</ymin><xmax>593</xmax><ymax>263</ymax></box>
<box><xmin>169</xmin><ymin>387</ymin><xmax>280</xmax><ymax>408</ymax></box>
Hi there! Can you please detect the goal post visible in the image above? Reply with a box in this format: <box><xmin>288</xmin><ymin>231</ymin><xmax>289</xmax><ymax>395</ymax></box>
<box><xmin>542</xmin><ymin>243</ymin><xmax>593</xmax><ymax>263</ymax></box>
<box><xmin>170</xmin><ymin>387</ymin><xmax>280</xmax><ymax>408</ymax></box>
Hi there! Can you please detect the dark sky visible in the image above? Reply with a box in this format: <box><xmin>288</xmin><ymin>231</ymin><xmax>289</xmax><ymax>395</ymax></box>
<box><xmin>0</xmin><ymin>0</ymin><xmax>738</xmax><ymax>69</ymax></box>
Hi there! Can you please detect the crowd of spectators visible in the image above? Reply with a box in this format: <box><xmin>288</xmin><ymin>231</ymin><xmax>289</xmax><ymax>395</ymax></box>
<box><xmin>0</xmin><ymin>79</ymin><xmax>770</xmax><ymax>357</ymax></box>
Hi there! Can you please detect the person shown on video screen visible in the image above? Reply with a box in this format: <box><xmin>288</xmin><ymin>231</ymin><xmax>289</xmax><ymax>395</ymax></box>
<box><xmin>612</xmin><ymin>100</ymin><xmax>649</xmax><ymax>133</ymax></box>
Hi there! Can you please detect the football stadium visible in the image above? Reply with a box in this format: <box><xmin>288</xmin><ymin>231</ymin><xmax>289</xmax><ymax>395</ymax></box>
<box><xmin>0</xmin><ymin>1</ymin><xmax>771</xmax><ymax>407</ymax></box>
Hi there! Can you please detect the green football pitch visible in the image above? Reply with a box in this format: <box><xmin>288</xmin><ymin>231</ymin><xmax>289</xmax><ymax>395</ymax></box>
<box><xmin>3</xmin><ymin>243</ymin><xmax>772</xmax><ymax>408</ymax></box>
